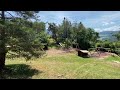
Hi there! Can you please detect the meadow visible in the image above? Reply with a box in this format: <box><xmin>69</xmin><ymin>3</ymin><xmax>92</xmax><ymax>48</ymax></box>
<box><xmin>2</xmin><ymin>48</ymin><xmax>120</xmax><ymax>79</ymax></box>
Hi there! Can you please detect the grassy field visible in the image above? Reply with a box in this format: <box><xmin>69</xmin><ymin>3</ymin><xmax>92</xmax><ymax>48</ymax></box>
<box><xmin>1</xmin><ymin>49</ymin><xmax>120</xmax><ymax>79</ymax></box>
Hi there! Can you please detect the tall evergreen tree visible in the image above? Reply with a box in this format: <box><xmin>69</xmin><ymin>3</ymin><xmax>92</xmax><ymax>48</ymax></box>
<box><xmin>0</xmin><ymin>11</ymin><xmax>39</xmax><ymax>70</ymax></box>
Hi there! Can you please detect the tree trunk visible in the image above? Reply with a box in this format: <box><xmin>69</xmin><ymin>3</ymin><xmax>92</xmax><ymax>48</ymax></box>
<box><xmin>0</xmin><ymin>53</ymin><xmax>5</xmax><ymax>70</ymax></box>
<box><xmin>0</xmin><ymin>11</ymin><xmax>6</xmax><ymax>71</ymax></box>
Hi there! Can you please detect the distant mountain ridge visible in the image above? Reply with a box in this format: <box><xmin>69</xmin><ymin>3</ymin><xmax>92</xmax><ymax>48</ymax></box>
<box><xmin>99</xmin><ymin>31</ymin><xmax>119</xmax><ymax>41</ymax></box>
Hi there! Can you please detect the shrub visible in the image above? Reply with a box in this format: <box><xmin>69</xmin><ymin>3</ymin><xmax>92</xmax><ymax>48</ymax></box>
<box><xmin>115</xmin><ymin>42</ymin><xmax>120</xmax><ymax>48</ymax></box>
<box><xmin>102</xmin><ymin>41</ymin><xmax>111</xmax><ymax>48</ymax></box>
<box><xmin>95</xmin><ymin>43</ymin><xmax>102</xmax><ymax>48</ymax></box>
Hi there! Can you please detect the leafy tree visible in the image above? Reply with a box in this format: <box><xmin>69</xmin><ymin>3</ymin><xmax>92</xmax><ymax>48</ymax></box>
<box><xmin>86</xmin><ymin>28</ymin><xmax>99</xmax><ymax>47</ymax></box>
<box><xmin>76</xmin><ymin>22</ymin><xmax>99</xmax><ymax>50</ymax></box>
<box><xmin>58</xmin><ymin>17</ymin><xmax>73</xmax><ymax>48</ymax></box>
<box><xmin>33</xmin><ymin>21</ymin><xmax>45</xmax><ymax>33</ymax></box>
<box><xmin>47</xmin><ymin>18</ymin><xmax>99</xmax><ymax>50</ymax></box>
<box><xmin>0</xmin><ymin>11</ymin><xmax>39</xmax><ymax>70</ymax></box>
<box><xmin>76</xmin><ymin>22</ymin><xmax>89</xmax><ymax>49</ymax></box>
<box><xmin>48</xmin><ymin>23</ymin><xmax>59</xmax><ymax>44</ymax></box>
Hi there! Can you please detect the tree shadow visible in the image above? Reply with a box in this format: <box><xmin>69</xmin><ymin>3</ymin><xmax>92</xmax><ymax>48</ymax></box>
<box><xmin>0</xmin><ymin>64</ymin><xmax>41</xmax><ymax>79</ymax></box>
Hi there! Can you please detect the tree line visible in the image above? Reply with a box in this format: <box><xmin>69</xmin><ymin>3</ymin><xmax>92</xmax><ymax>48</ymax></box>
<box><xmin>48</xmin><ymin>17</ymin><xmax>99</xmax><ymax>49</ymax></box>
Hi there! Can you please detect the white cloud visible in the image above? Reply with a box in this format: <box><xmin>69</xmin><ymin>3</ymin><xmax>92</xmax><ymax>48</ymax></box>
<box><xmin>102</xmin><ymin>22</ymin><xmax>109</xmax><ymax>26</ymax></box>
<box><xmin>103</xmin><ymin>25</ymin><xmax>120</xmax><ymax>31</ymax></box>
<box><xmin>101</xmin><ymin>12</ymin><xmax>120</xmax><ymax>21</ymax></box>
<box><xmin>39</xmin><ymin>11</ymin><xmax>120</xmax><ymax>32</ymax></box>
<box><xmin>39</xmin><ymin>11</ymin><xmax>71</xmax><ymax>25</ymax></box>
<box><xmin>94</xmin><ymin>28</ymin><xmax>102</xmax><ymax>32</ymax></box>
<box><xmin>102</xmin><ymin>21</ymin><xmax>115</xmax><ymax>26</ymax></box>
<box><xmin>95</xmin><ymin>25</ymin><xmax>120</xmax><ymax>32</ymax></box>
<box><xmin>110</xmin><ymin>22</ymin><xmax>115</xmax><ymax>24</ymax></box>
<box><xmin>84</xmin><ymin>11</ymin><xmax>120</xmax><ymax>28</ymax></box>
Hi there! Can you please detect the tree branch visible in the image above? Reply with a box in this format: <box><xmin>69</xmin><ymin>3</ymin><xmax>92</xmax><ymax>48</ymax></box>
<box><xmin>5</xmin><ymin>11</ymin><xmax>15</xmax><ymax>19</ymax></box>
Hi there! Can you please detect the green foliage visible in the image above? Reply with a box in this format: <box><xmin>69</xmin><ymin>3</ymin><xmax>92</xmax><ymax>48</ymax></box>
<box><xmin>63</xmin><ymin>38</ymin><xmax>72</xmax><ymax>49</ymax></box>
<box><xmin>113</xmin><ymin>31</ymin><xmax>120</xmax><ymax>41</ymax></box>
<box><xmin>4</xmin><ymin>18</ymin><xmax>47</xmax><ymax>60</ymax></box>
<box><xmin>15</xmin><ymin>11</ymin><xmax>39</xmax><ymax>20</ymax></box>
<box><xmin>33</xmin><ymin>22</ymin><xmax>45</xmax><ymax>33</ymax></box>
<box><xmin>76</xmin><ymin>23</ymin><xmax>99</xmax><ymax>50</ymax></box>
<box><xmin>95</xmin><ymin>40</ymin><xmax>120</xmax><ymax>49</ymax></box>
<box><xmin>102</xmin><ymin>41</ymin><xmax>111</xmax><ymax>48</ymax></box>
<box><xmin>48</xmin><ymin>23</ymin><xmax>59</xmax><ymax>44</ymax></box>
<box><xmin>115</xmin><ymin>42</ymin><xmax>120</xmax><ymax>48</ymax></box>
<box><xmin>95</xmin><ymin>41</ymin><xmax>120</xmax><ymax>55</ymax></box>
<box><xmin>95</xmin><ymin>42</ymin><xmax>102</xmax><ymax>48</ymax></box>
<box><xmin>48</xmin><ymin>18</ymin><xmax>99</xmax><ymax>50</ymax></box>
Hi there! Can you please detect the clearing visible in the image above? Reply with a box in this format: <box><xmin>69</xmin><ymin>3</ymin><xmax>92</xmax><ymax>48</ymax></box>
<box><xmin>2</xmin><ymin>48</ymin><xmax>120</xmax><ymax>79</ymax></box>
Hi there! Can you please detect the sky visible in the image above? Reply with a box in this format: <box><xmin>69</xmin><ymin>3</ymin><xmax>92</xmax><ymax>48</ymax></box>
<box><xmin>38</xmin><ymin>11</ymin><xmax>120</xmax><ymax>32</ymax></box>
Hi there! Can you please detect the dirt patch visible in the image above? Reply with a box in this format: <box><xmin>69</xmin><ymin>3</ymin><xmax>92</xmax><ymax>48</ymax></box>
<box><xmin>46</xmin><ymin>48</ymin><xmax>76</xmax><ymax>57</ymax></box>
<box><xmin>46</xmin><ymin>49</ymin><xmax>64</xmax><ymax>56</ymax></box>
<box><xmin>90</xmin><ymin>52</ymin><xmax>112</xmax><ymax>59</ymax></box>
<box><xmin>46</xmin><ymin>48</ymin><xmax>118</xmax><ymax>60</ymax></box>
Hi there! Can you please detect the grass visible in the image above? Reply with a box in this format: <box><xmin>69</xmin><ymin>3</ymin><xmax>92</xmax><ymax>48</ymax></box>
<box><xmin>1</xmin><ymin>50</ymin><xmax>120</xmax><ymax>79</ymax></box>
<box><xmin>0</xmin><ymin>64</ymin><xmax>39</xmax><ymax>79</ymax></box>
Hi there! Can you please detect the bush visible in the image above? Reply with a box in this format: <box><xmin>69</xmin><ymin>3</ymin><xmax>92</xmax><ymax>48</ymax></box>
<box><xmin>112</xmin><ymin>50</ymin><xmax>120</xmax><ymax>56</ymax></box>
<box><xmin>95</xmin><ymin>43</ymin><xmax>102</xmax><ymax>48</ymax></box>
<box><xmin>96</xmin><ymin>41</ymin><xmax>116</xmax><ymax>49</ymax></box>
<box><xmin>102</xmin><ymin>41</ymin><xmax>111</xmax><ymax>48</ymax></box>
<box><xmin>115</xmin><ymin>42</ymin><xmax>120</xmax><ymax>48</ymax></box>
<box><xmin>88</xmin><ymin>48</ymin><xmax>95</xmax><ymax>51</ymax></box>
<box><xmin>114</xmin><ymin>48</ymin><xmax>120</xmax><ymax>54</ymax></box>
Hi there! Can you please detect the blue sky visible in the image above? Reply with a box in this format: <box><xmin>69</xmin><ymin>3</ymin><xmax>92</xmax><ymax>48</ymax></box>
<box><xmin>38</xmin><ymin>11</ymin><xmax>120</xmax><ymax>32</ymax></box>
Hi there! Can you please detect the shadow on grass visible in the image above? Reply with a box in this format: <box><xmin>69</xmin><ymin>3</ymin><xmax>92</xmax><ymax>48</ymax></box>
<box><xmin>0</xmin><ymin>64</ymin><xmax>41</xmax><ymax>79</ymax></box>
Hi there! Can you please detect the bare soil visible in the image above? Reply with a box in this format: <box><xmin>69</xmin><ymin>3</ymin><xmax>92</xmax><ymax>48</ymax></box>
<box><xmin>46</xmin><ymin>48</ymin><xmax>76</xmax><ymax>57</ymax></box>
<box><xmin>89</xmin><ymin>51</ymin><xmax>117</xmax><ymax>59</ymax></box>
<box><xmin>46</xmin><ymin>48</ymin><xmax>118</xmax><ymax>59</ymax></box>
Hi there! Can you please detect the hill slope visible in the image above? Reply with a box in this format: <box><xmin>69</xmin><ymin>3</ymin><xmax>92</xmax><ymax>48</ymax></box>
<box><xmin>99</xmin><ymin>31</ymin><xmax>119</xmax><ymax>41</ymax></box>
